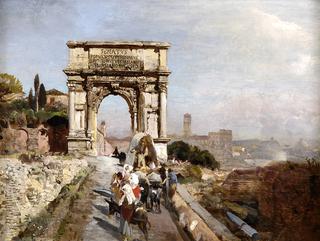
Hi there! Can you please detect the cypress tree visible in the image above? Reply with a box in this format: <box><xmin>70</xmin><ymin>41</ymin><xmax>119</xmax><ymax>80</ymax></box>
<box><xmin>28</xmin><ymin>88</ymin><xmax>34</xmax><ymax>110</ymax></box>
<box><xmin>34</xmin><ymin>74</ymin><xmax>40</xmax><ymax>112</ymax></box>
<box><xmin>38</xmin><ymin>83</ymin><xmax>47</xmax><ymax>110</ymax></box>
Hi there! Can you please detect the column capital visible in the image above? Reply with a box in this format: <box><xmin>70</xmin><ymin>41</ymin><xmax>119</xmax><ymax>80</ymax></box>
<box><xmin>159</xmin><ymin>82</ymin><xmax>168</xmax><ymax>93</ymax></box>
<box><xmin>138</xmin><ymin>82</ymin><xmax>147</xmax><ymax>92</ymax></box>
<box><xmin>85</xmin><ymin>80</ymin><xmax>95</xmax><ymax>91</ymax></box>
<box><xmin>67</xmin><ymin>83</ymin><xmax>76</xmax><ymax>91</ymax></box>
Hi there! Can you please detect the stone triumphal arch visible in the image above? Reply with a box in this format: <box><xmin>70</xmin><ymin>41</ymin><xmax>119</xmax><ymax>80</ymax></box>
<box><xmin>64</xmin><ymin>41</ymin><xmax>170</xmax><ymax>160</ymax></box>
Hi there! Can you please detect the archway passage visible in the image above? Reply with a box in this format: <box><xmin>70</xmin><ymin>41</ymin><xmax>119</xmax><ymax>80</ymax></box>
<box><xmin>64</xmin><ymin>41</ymin><xmax>171</xmax><ymax>161</ymax></box>
<box><xmin>97</xmin><ymin>95</ymin><xmax>131</xmax><ymax>156</ymax></box>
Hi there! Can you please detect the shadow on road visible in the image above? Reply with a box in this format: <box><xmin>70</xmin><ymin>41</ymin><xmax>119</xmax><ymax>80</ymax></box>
<box><xmin>93</xmin><ymin>204</ymin><xmax>109</xmax><ymax>215</ymax></box>
<box><xmin>93</xmin><ymin>217</ymin><xmax>121</xmax><ymax>240</ymax></box>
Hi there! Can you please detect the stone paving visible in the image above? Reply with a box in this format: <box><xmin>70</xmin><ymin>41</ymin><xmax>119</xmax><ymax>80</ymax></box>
<box><xmin>83</xmin><ymin>156</ymin><xmax>184</xmax><ymax>241</ymax></box>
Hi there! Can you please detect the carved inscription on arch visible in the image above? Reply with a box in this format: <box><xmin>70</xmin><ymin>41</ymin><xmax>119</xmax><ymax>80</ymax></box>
<box><xmin>89</xmin><ymin>48</ymin><xmax>144</xmax><ymax>71</ymax></box>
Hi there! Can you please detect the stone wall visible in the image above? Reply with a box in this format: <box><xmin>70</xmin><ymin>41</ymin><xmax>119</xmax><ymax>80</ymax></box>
<box><xmin>0</xmin><ymin>156</ymin><xmax>88</xmax><ymax>241</ymax></box>
<box><xmin>0</xmin><ymin>123</ymin><xmax>68</xmax><ymax>155</ymax></box>
<box><xmin>0</xmin><ymin>128</ymin><xmax>28</xmax><ymax>154</ymax></box>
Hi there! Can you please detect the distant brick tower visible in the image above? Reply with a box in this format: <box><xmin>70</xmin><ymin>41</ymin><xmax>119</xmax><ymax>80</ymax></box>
<box><xmin>183</xmin><ymin>113</ymin><xmax>192</xmax><ymax>137</ymax></box>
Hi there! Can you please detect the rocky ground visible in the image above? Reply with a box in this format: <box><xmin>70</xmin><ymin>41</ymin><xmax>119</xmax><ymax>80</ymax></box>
<box><xmin>171</xmin><ymin>160</ymin><xmax>320</xmax><ymax>241</ymax></box>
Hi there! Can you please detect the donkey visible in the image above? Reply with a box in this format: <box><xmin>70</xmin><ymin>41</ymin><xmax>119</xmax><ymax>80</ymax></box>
<box><xmin>105</xmin><ymin>198</ymin><xmax>151</xmax><ymax>241</ymax></box>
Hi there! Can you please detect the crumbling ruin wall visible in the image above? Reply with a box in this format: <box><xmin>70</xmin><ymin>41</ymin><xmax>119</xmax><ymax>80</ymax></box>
<box><xmin>0</xmin><ymin>128</ymin><xmax>28</xmax><ymax>154</ymax></box>
<box><xmin>0</xmin><ymin>122</ymin><xmax>68</xmax><ymax>155</ymax></box>
<box><xmin>0</xmin><ymin>157</ymin><xmax>88</xmax><ymax>241</ymax></box>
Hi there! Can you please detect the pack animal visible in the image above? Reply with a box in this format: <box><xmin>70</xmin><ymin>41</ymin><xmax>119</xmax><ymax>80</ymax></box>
<box><xmin>150</xmin><ymin>186</ymin><xmax>162</xmax><ymax>213</ymax></box>
<box><xmin>134</xmin><ymin>134</ymin><xmax>158</xmax><ymax>168</ymax></box>
<box><xmin>105</xmin><ymin>198</ymin><xmax>151</xmax><ymax>241</ymax></box>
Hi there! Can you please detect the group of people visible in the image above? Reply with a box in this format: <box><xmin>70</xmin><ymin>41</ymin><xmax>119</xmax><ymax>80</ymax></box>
<box><xmin>109</xmin><ymin>163</ymin><xmax>178</xmax><ymax>241</ymax></box>
<box><xmin>110</xmin><ymin>164</ymin><xmax>141</xmax><ymax>241</ymax></box>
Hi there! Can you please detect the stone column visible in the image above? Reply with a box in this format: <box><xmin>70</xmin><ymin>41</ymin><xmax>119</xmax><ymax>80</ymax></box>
<box><xmin>68</xmin><ymin>83</ymin><xmax>76</xmax><ymax>136</ymax></box>
<box><xmin>159</xmin><ymin>82</ymin><xmax>167</xmax><ymax>138</ymax></box>
<box><xmin>86</xmin><ymin>101</ymin><xmax>97</xmax><ymax>155</ymax></box>
<box><xmin>137</xmin><ymin>82</ymin><xmax>147</xmax><ymax>132</ymax></box>
<box><xmin>86</xmin><ymin>83</ymin><xmax>93</xmax><ymax>136</ymax></box>
<box><xmin>86</xmin><ymin>81</ymin><xmax>97</xmax><ymax>155</ymax></box>
<box><xmin>134</xmin><ymin>111</ymin><xmax>138</xmax><ymax>133</ymax></box>
<box><xmin>130</xmin><ymin>110</ymin><xmax>136</xmax><ymax>134</ymax></box>
<box><xmin>92</xmin><ymin>108</ymin><xmax>98</xmax><ymax>153</ymax></box>
<box><xmin>87</xmin><ymin>104</ymin><xmax>94</xmax><ymax>138</ymax></box>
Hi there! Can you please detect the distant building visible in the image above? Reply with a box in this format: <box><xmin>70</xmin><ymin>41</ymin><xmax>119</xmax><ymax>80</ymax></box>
<box><xmin>173</xmin><ymin>119</ymin><xmax>233</xmax><ymax>163</ymax></box>
<box><xmin>188</xmin><ymin>129</ymin><xmax>233</xmax><ymax>163</ymax></box>
<box><xmin>46</xmin><ymin>89</ymin><xmax>68</xmax><ymax>106</ymax></box>
<box><xmin>183</xmin><ymin>113</ymin><xmax>192</xmax><ymax>137</ymax></box>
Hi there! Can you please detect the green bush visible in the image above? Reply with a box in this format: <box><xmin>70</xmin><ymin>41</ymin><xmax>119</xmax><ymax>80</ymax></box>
<box><xmin>0</xmin><ymin>100</ymin><xmax>32</xmax><ymax>120</ymax></box>
<box><xmin>35</xmin><ymin>110</ymin><xmax>53</xmax><ymax>123</ymax></box>
<box><xmin>168</xmin><ymin>141</ymin><xmax>190</xmax><ymax>160</ymax></box>
<box><xmin>11</xmin><ymin>99</ymin><xmax>29</xmax><ymax>111</ymax></box>
<box><xmin>191</xmin><ymin>149</ymin><xmax>220</xmax><ymax>170</ymax></box>
<box><xmin>25</xmin><ymin>109</ymin><xmax>38</xmax><ymax>127</ymax></box>
<box><xmin>168</xmin><ymin>141</ymin><xmax>220</xmax><ymax>169</ymax></box>
<box><xmin>9</xmin><ymin>111</ymin><xmax>19</xmax><ymax>124</ymax></box>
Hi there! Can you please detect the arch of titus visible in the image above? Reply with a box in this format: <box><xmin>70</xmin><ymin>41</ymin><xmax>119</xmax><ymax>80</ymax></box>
<box><xmin>64</xmin><ymin>41</ymin><xmax>170</xmax><ymax>160</ymax></box>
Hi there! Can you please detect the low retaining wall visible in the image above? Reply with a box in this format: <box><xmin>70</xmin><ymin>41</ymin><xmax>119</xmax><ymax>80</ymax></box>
<box><xmin>172</xmin><ymin>184</ymin><xmax>240</xmax><ymax>241</ymax></box>
<box><xmin>0</xmin><ymin>156</ymin><xmax>88</xmax><ymax>241</ymax></box>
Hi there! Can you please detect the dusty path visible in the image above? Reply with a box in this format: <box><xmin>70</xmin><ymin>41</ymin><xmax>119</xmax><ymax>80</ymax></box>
<box><xmin>59</xmin><ymin>156</ymin><xmax>185</xmax><ymax>241</ymax></box>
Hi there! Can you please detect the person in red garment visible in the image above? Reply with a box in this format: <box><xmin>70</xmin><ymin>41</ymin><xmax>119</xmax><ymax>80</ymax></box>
<box><xmin>130</xmin><ymin>173</ymin><xmax>141</xmax><ymax>203</ymax></box>
<box><xmin>118</xmin><ymin>172</ymin><xmax>141</xmax><ymax>241</ymax></box>
<box><xmin>119</xmin><ymin>183</ymin><xmax>136</xmax><ymax>241</ymax></box>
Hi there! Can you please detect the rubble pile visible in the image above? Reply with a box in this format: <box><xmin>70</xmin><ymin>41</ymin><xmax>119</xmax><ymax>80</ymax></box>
<box><xmin>174</xmin><ymin>161</ymin><xmax>320</xmax><ymax>241</ymax></box>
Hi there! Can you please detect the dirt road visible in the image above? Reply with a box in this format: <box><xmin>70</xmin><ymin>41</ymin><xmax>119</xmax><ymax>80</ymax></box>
<box><xmin>58</xmin><ymin>156</ymin><xmax>185</xmax><ymax>241</ymax></box>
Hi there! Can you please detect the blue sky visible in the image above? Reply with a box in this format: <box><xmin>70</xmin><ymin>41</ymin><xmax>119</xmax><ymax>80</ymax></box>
<box><xmin>1</xmin><ymin>0</ymin><xmax>319</xmax><ymax>142</ymax></box>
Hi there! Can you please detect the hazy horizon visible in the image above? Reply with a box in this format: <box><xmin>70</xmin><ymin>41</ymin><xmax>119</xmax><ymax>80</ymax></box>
<box><xmin>1</xmin><ymin>0</ymin><xmax>319</xmax><ymax>142</ymax></box>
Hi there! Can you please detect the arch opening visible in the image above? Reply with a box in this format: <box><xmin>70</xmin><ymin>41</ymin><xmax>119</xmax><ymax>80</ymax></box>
<box><xmin>96</xmin><ymin>95</ymin><xmax>132</xmax><ymax>156</ymax></box>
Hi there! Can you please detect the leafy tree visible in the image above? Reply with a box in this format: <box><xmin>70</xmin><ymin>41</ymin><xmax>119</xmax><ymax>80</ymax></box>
<box><xmin>190</xmin><ymin>149</ymin><xmax>219</xmax><ymax>169</ymax></box>
<box><xmin>34</xmin><ymin>74</ymin><xmax>40</xmax><ymax>111</ymax></box>
<box><xmin>38</xmin><ymin>83</ymin><xmax>47</xmax><ymax>109</ymax></box>
<box><xmin>0</xmin><ymin>84</ymin><xmax>10</xmax><ymax>101</ymax></box>
<box><xmin>168</xmin><ymin>141</ymin><xmax>191</xmax><ymax>161</ymax></box>
<box><xmin>0</xmin><ymin>73</ymin><xmax>23</xmax><ymax>101</ymax></box>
